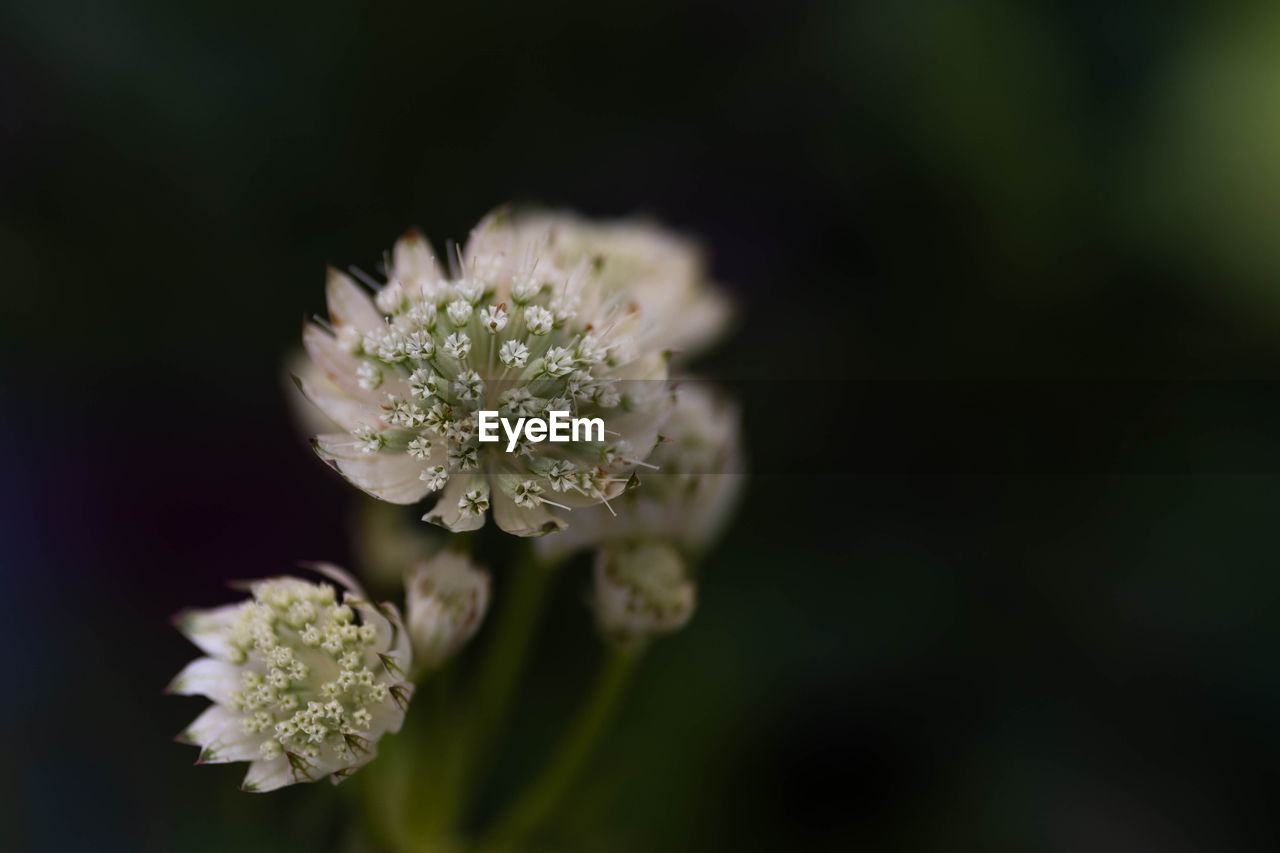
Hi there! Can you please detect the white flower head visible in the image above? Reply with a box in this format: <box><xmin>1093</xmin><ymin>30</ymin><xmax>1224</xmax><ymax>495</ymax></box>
<box><xmin>405</xmin><ymin>552</ymin><xmax>491</xmax><ymax>672</ymax></box>
<box><xmin>168</xmin><ymin>564</ymin><xmax>413</xmax><ymax>792</ymax></box>
<box><xmin>592</xmin><ymin>542</ymin><xmax>696</xmax><ymax>644</ymax></box>
<box><xmin>296</xmin><ymin>213</ymin><xmax>676</xmax><ymax>538</ymax></box>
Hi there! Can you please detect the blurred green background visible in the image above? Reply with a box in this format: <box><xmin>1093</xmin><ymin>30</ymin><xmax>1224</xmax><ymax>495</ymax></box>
<box><xmin>6</xmin><ymin>0</ymin><xmax>1280</xmax><ymax>850</ymax></box>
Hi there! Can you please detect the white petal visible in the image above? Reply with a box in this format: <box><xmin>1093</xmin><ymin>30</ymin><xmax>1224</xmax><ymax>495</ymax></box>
<box><xmin>612</xmin><ymin>348</ymin><xmax>671</xmax><ymax>382</ymax></box>
<box><xmin>177</xmin><ymin>704</ymin><xmax>237</xmax><ymax>747</ymax></box>
<box><xmin>329</xmin><ymin>745</ymin><xmax>380</xmax><ymax>785</ymax></box>
<box><xmin>241</xmin><ymin>756</ymin><xmax>295</xmax><ymax>792</ymax></box>
<box><xmin>174</xmin><ymin>603</ymin><xmax>242</xmax><ymax>659</ymax></box>
<box><xmin>302</xmin><ymin>322</ymin><xmax>387</xmax><ymax>405</ymax></box>
<box><xmin>610</xmin><ymin>386</ymin><xmax>676</xmax><ymax>460</ymax></box>
<box><xmin>422</xmin><ymin>475</ymin><xmax>487</xmax><ymax>533</ymax></box>
<box><xmin>285</xmin><ymin>352</ymin><xmax>350</xmax><ymax>435</ymax></box>
<box><xmin>659</xmin><ymin>287</ymin><xmax>733</xmax><ymax>359</ymax></box>
<box><xmin>325</xmin><ymin>267</ymin><xmax>383</xmax><ymax>330</ymax></box>
<box><xmin>384</xmin><ymin>602</ymin><xmax>412</xmax><ymax>664</ymax></box>
<box><xmin>185</xmin><ymin>707</ymin><xmax>267</xmax><ymax>765</ymax></box>
<box><xmin>302</xmin><ymin>561</ymin><xmax>368</xmax><ymax>601</ymax></box>
<box><xmin>393</xmin><ymin>229</ymin><xmax>438</xmax><ymax>282</ymax></box>
<box><xmin>291</xmin><ymin>370</ymin><xmax>377</xmax><ymax>433</ymax></box>
<box><xmin>491</xmin><ymin>489</ymin><xmax>567</xmax><ymax>538</ymax></box>
<box><xmin>371</xmin><ymin>689</ymin><xmax>412</xmax><ymax>735</ymax></box>
<box><xmin>313</xmin><ymin>435</ymin><xmax>436</xmax><ymax>504</ymax></box>
<box><xmin>462</xmin><ymin>210</ymin><xmax>515</xmax><ymax>268</ymax></box>
<box><xmin>200</xmin><ymin>732</ymin><xmax>267</xmax><ymax>765</ymax></box>
<box><xmin>167</xmin><ymin>657</ymin><xmax>241</xmax><ymax>704</ymax></box>
<box><xmin>329</xmin><ymin>575</ymin><xmax>413</xmax><ymax>678</ymax></box>
<box><xmin>354</xmin><ymin>598</ymin><xmax>413</xmax><ymax>677</ymax></box>
<box><xmin>178</xmin><ymin>706</ymin><xmax>265</xmax><ymax>767</ymax></box>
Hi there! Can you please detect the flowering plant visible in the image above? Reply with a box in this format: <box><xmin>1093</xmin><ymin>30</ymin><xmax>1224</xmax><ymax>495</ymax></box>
<box><xmin>170</xmin><ymin>208</ymin><xmax>745</xmax><ymax>849</ymax></box>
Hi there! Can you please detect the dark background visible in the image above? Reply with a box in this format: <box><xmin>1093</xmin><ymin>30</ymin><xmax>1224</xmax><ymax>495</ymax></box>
<box><xmin>6</xmin><ymin>0</ymin><xmax>1280</xmax><ymax>850</ymax></box>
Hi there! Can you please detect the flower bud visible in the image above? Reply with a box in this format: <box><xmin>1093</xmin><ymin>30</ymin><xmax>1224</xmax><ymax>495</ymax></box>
<box><xmin>592</xmin><ymin>542</ymin><xmax>696</xmax><ymax>643</ymax></box>
<box><xmin>405</xmin><ymin>552</ymin><xmax>491</xmax><ymax>671</ymax></box>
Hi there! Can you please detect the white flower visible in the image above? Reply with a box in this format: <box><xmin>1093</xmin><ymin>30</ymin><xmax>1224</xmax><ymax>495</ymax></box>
<box><xmin>295</xmin><ymin>214</ymin><xmax>675</xmax><ymax>538</ymax></box>
<box><xmin>479</xmin><ymin>304</ymin><xmax>509</xmax><ymax>333</ymax></box>
<box><xmin>405</xmin><ymin>552</ymin><xmax>491</xmax><ymax>672</ymax></box>
<box><xmin>537</xmin><ymin>382</ymin><xmax>745</xmax><ymax>561</ymax></box>
<box><xmin>592</xmin><ymin>542</ymin><xmax>696</xmax><ymax>643</ymax></box>
<box><xmin>500</xmin><ymin>210</ymin><xmax>734</xmax><ymax>360</ymax></box>
<box><xmin>168</xmin><ymin>564</ymin><xmax>413</xmax><ymax>792</ymax></box>
<box><xmin>524</xmin><ymin>305</ymin><xmax>554</xmax><ymax>335</ymax></box>
<box><xmin>446</xmin><ymin>299</ymin><xmax>473</xmax><ymax>326</ymax></box>
<box><xmin>499</xmin><ymin>339</ymin><xmax>529</xmax><ymax>367</ymax></box>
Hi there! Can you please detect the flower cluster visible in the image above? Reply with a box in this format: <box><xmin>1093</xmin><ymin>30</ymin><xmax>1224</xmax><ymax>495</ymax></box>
<box><xmin>297</xmin><ymin>212</ymin><xmax>675</xmax><ymax>537</ymax></box>
<box><xmin>173</xmin><ymin>207</ymin><xmax>745</xmax><ymax>800</ymax></box>
<box><xmin>169</xmin><ymin>565</ymin><xmax>413</xmax><ymax>792</ymax></box>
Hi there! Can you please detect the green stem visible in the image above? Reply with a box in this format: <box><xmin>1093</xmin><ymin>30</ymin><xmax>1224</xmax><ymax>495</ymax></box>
<box><xmin>400</xmin><ymin>660</ymin><xmax>459</xmax><ymax>845</ymax></box>
<box><xmin>478</xmin><ymin>645</ymin><xmax>639</xmax><ymax>850</ymax></box>
<box><xmin>434</xmin><ymin>555</ymin><xmax>557</xmax><ymax>831</ymax></box>
<box><xmin>361</xmin><ymin>708</ymin><xmax>430</xmax><ymax>853</ymax></box>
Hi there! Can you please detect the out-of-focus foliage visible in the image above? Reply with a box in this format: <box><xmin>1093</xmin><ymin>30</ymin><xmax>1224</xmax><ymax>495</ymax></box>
<box><xmin>1121</xmin><ymin>2</ymin><xmax>1280</xmax><ymax>310</ymax></box>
